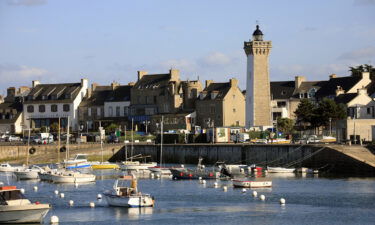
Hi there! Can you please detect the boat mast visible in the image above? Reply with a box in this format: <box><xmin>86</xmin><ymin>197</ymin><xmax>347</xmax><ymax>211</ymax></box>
<box><xmin>160</xmin><ymin>116</ymin><xmax>163</xmax><ymax>166</ymax></box>
<box><xmin>58</xmin><ymin>117</ymin><xmax>60</xmax><ymax>164</ymax></box>
<box><xmin>26</xmin><ymin>129</ymin><xmax>31</xmax><ymax>167</ymax></box>
<box><xmin>131</xmin><ymin>118</ymin><xmax>134</xmax><ymax>162</ymax></box>
<box><xmin>100</xmin><ymin>121</ymin><xmax>103</xmax><ymax>164</ymax></box>
<box><xmin>124</xmin><ymin>125</ymin><xmax>127</xmax><ymax>161</ymax></box>
<box><xmin>66</xmin><ymin>116</ymin><xmax>70</xmax><ymax>161</ymax></box>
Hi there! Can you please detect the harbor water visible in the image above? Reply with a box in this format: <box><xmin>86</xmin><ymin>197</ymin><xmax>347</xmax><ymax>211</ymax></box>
<box><xmin>1</xmin><ymin>168</ymin><xmax>375</xmax><ymax>225</ymax></box>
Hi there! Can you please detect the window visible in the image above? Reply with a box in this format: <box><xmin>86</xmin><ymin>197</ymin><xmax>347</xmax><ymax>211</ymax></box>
<box><xmin>277</xmin><ymin>101</ymin><xmax>287</xmax><ymax>108</ymax></box>
<box><xmin>39</xmin><ymin>105</ymin><xmax>45</xmax><ymax>113</ymax></box>
<box><xmin>88</xmin><ymin>108</ymin><xmax>92</xmax><ymax>116</ymax></box>
<box><xmin>116</xmin><ymin>106</ymin><xmax>120</xmax><ymax>117</ymax></box>
<box><xmin>233</xmin><ymin>108</ymin><xmax>236</xmax><ymax>113</ymax></box>
<box><xmin>27</xmin><ymin>105</ymin><xmax>34</xmax><ymax>113</ymax></box>
<box><xmin>109</xmin><ymin>106</ymin><xmax>113</xmax><ymax>117</ymax></box>
<box><xmin>367</xmin><ymin>107</ymin><xmax>371</xmax><ymax>115</ymax></box>
<box><xmin>97</xmin><ymin>108</ymin><xmax>101</xmax><ymax>116</ymax></box>
<box><xmin>63</xmin><ymin>104</ymin><xmax>70</xmax><ymax>112</ymax></box>
<box><xmin>51</xmin><ymin>105</ymin><xmax>58</xmax><ymax>112</ymax></box>
<box><xmin>124</xmin><ymin>106</ymin><xmax>128</xmax><ymax>116</ymax></box>
<box><xmin>273</xmin><ymin>112</ymin><xmax>282</xmax><ymax>120</ymax></box>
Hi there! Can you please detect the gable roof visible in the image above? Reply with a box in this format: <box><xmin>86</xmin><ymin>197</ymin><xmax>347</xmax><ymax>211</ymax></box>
<box><xmin>270</xmin><ymin>81</ymin><xmax>295</xmax><ymax>99</ymax></box>
<box><xmin>133</xmin><ymin>74</ymin><xmax>171</xmax><ymax>90</ymax></box>
<box><xmin>334</xmin><ymin>93</ymin><xmax>357</xmax><ymax>104</ymax></box>
<box><xmin>26</xmin><ymin>83</ymin><xmax>82</xmax><ymax>103</ymax></box>
<box><xmin>200</xmin><ymin>82</ymin><xmax>231</xmax><ymax>100</ymax></box>
<box><xmin>80</xmin><ymin>86</ymin><xmax>112</xmax><ymax>107</ymax></box>
<box><xmin>315</xmin><ymin>76</ymin><xmax>361</xmax><ymax>98</ymax></box>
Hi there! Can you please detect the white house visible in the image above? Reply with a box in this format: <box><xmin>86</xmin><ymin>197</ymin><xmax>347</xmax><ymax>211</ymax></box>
<box><xmin>23</xmin><ymin>79</ymin><xmax>88</xmax><ymax>131</ymax></box>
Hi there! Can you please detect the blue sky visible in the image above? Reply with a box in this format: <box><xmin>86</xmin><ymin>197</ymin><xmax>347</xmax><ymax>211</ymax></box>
<box><xmin>0</xmin><ymin>0</ymin><xmax>375</xmax><ymax>94</ymax></box>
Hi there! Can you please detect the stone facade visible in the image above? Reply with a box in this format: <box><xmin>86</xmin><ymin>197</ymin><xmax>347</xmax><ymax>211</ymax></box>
<box><xmin>244</xmin><ymin>25</ymin><xmax>272</xmax><ymax>129</ymax></box>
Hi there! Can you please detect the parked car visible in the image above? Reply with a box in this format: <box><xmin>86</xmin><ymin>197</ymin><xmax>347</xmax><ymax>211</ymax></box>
<box><xmin>7</xmin><ymin>135</ymin><xmax>21</xmax><ymax>142</ymax></box>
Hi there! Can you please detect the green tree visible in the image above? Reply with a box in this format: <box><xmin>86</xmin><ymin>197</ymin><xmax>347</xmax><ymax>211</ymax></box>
<box><xmin>276</xmin><ymin>117</ymin><xmax>295</xmax><ymax>135</ymax></box>
<box><xmin>40</xmin><ymin>126</ymin><xmax>47</xmax><ymax>133</ymax></box>
<box><xmin>50</xmin><ymin>123</ymin><xmax>59</xmax><ymax>132</ymax></box>
<box><xmin>349</xmin><ymin>64</ymin><xmax>375</xmax><ymax>79</ymax></box>
<box><xmin>105</xmin><ymin>123</ymin><xmax>118</xmax><ymax>133</ymax></box>
<box><xmin>314</xmin><ymin>98</ymin><xmax>347</xmax><ymax>127</ymax></box>
<box><xmin>294</xmin><ymin>98</ymin><xmax>316</xmax><ymax>128</ymax></box>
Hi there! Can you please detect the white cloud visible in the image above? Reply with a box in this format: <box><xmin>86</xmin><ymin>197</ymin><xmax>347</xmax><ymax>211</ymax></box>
<box><xmin>0</xmin><ymin>64</ymin><xmax>48</xmax><ymax>83</ymax></box>
<box><xmin>338</xmin><ymin>46</ymin><xmax>375</xmax><ymax>60</ymax></box>
<box><xmin>200</xmin><ymin>52</ymin><xmax>232</xmax><ymax>66</ymax></box>
<box><xmin>7</xmin><ymin>0</ymin><xmax>46</xmax><ymax>6</ymax></box>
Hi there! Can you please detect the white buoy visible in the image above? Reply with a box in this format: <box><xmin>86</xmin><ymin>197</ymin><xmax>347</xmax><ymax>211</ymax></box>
<box><xmin>260</xmin><ymin>194</ymin><xmax>265</xmax><ymax>201</ymax></box>
<box><xmin>150</xmin><ymin>173</ymin><xmax>155</xmax><ymax>179</ymax></box>
<box><xmin>54</xmin><ymin>190</ymin><xmax>59</xmax><ymax>195</ymax></box>
<box><xmin>156</xmin><ymin>174</ymin><xmax>161</xmax><ymax>178</ymax></box>
<box><xmin>20</xmin><ymin>188</ymin><xmax>25</xmax><ymax>194</ymax></box>
<box><xmin>201</xmin><ymin>165</ymin><xmax>205</xmax><ymax>169</ymax></box>
<box><xmin>198</xmin><ymin>177</ymin><xmax>202</xmax><ymax>180</ymax></box>
<box><xmin>89</xmin><ymin>202</ymin><xmax>95</xmax><ymax>208</ymax></box>
<box><xmin>74</xmin><ymin>183</ymin><xmax>79</xmax><ymax>188</ymax></box>
<box><xmin>214</xmin><ymin>182</ymin><xmax>219</xmax><ymax>188</ymax></box>
<box><xmin>97</xmin><ymin>194</ymin><xmax>102</xmax><ymax>199</ymax></box>
<box><xmin>33</xmin><ymin>186</ymin><xmax>38</xmax><ymax>191</ymax></box>
<box><xmin>240</xmin><ymin>168</ymin><xmax>244</xmax><ymax>173</ymax></box>
<box><xmin>252</xmin><ymin>190</ymin><xmax>258</xmax><ymax>197</ymax></box>
<box><xmin>69</xmin><ymin>200</ymin><xmax>74</xmax><ymax>206</ymax></box>
<box><xmin>60</xmin><ymin>193</ymin><xmax>65</xmax><ymax>198</ymax></box>
<box><xmin>242</xmin><ymin>188</ymin><xmax>247</xmax><ymax>193</ymax></box>
<box><xmin>280</xmin><ymin>198</ymin><xmax>286</xmax><ymax>205</ymax></box>
<box><xmin>50</xmin><ymin>215</ymin><xmax>59</xmax><ymax>224</ymax></box>
<box><xmin>202</xmin><ymin>180</ymin><xmax>206</xmax><ymax>185</ymax></box>
<box><xmin>223</xmin><ymin>186</ymin><xmax>228</xmax><ymax>192</ymax></box>
<box><xmin>181</xmin><ymin>164</ymin><xmax>184</xmax><ymax>168</ymax></box>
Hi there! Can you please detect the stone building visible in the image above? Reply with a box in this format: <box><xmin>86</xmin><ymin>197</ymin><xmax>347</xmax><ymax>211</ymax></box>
<box><xmin>196</xmin><ymin>78</ymin><xmax>245</xmax><ymax>129</ymax></box>
<box><xmin>23</xmin><ymin>79</ymin><xmax>88</xmax><ymax>131</ymax></box>
<box><xmin>0</xmin><ymin>86</ymin><xmax>30</xmax><ymax>134</ymax></box>
<box><xmin>244</xmin><ymin>25</ymin><xmax>272</xmax><ymax>129</ymax></box>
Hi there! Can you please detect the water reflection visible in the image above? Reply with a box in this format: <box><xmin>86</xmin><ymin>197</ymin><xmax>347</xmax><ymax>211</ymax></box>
<box><xmin>113</xmin><ymin>207</ymin><xmax>154</xmax><ymax>220</ymax></box>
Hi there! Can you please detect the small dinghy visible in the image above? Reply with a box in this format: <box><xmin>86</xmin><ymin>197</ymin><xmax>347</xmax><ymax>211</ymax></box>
<box><xmin>103</xmin><ymin>175</ymin><xmax>154</xmax><ymax>207</ymax></box>
<box><xmin>0</xmin><ymin>163</ymin><xmax>25</xmax><ymax>172</ymax></box>
<box><xmin>13</xmin><ymin>165</ymin><xmax>45</xmax><ymax>180</ymax></box>
<box><xmin>232</xmin><ymin>178</ymin><xmax>272</xmax><ymax>188</ymax></box>
<box><xmin>267</xmin><ymin>166</ymin><xmax>295</xmax><ymax>173</ymax></box>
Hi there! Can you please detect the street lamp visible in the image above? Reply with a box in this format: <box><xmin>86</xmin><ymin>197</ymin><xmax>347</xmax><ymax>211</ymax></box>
<box><xmin>329</xmin><ymin>117</ymin><xmax>332</xmax><ymax>136</ymax></box>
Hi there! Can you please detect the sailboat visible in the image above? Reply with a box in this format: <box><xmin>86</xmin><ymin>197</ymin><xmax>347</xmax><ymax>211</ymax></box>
<box><xmin>91</xmin><ymin>126</ymin><xmax>119</xmax><ymax>169</ymax></box>
<box><xmin>120</xmin><ymin>120</ymin><xmax>156</xmax><ymax>171</ymax></box>
<box><xmin>13</xmin><ymin>129</ymin><xmax>45</xmax><ymax>179</ymax></box>
<box><xmin>49</xmin><ymin>117</ymin><xmax>96</xmax><ymax>183</ymax></box>
<box><xmin>148</xmin><ymin>116</ymin><xmax>172</xmax><ymax>175</ymax></box>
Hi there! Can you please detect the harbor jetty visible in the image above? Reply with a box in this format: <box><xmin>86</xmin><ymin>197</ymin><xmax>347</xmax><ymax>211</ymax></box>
<box><xmin>1</xmin><ymin>143</ymin><xmax>375</xmax><ymax>175</ymax></box>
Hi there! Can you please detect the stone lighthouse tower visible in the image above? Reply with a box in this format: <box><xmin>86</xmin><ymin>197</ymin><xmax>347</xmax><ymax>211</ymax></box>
<box><xmin>244</xmin><ymin>25</ymin><xmax>272</xmax><ymax>129</ymax></box>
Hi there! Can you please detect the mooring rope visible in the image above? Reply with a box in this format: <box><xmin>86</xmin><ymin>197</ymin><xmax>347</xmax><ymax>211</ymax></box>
<box><xmin>284</xmin><ymin>147</ymin><xmax>326</xmax><ymax>168</ymax></box>
<box><xmin>254</xmin><ymin>144</ymin><xmax>306</xmax><ymax>166</ymax></box>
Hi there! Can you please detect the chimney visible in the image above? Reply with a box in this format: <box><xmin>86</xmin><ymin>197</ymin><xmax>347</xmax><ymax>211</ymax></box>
<box><xmin>111</xmin><ymin>82</ymin><xmax>120</xmax><ymax>90</ymax></box>
<box><xmin>205</xmin><ymin>80</ymin><xmax>213</xmax><ymax>88</ymax></box>
<box><xmin>7</xmin><ymin>87</ymin><xmax>16</xmax><ymax>98</ymax></box>
<box><xmin>91</xmin><ymin>83</ymin><xmax>98</xmax><ymax>92</ymax></box>
<box><xmin>329</xmin><ymin>74</ymin><xmax>337</xmax><ymax>79</ymax></box>
<box><xmin>128</xmin><ymin>82</ymin><xmax>135</xmax><ymax>86</ymax></box>
<box><xmin>81</xmin><ymin>78</ymin><xmax>88</xmax><ymax>89</ymax></box>
<box><xmin>230</xmin><ymin>78</ymin><xmax>238</xmax><ymax>88</ymax></box>
<box><xmin>361</xmin><ymin>72</ymin><xmax>370</xmax><ymax>80</ymax></box>
<box><xmin>357</xmin><ymin>86</ymin><xmax>367</xmax><ymax>95</ymax></box>
<box><xmin>169</xmin><ymin>69</ymin><xmax>180</xmax><ymax>82</ymax></box>
<box><xmin>294</xmin><ymin>76</ymin><xmax>306</xmax><ymax>89</ymax></box>
<box><xmin>336</xmin><ymin>86</ymin><xmax>345</xmax><ymax>96</ymax></box>
<box><xmin>137</xmin><ymin>71</ymin><xmax>147</xmax><ymax>81</ymax></box>
<box><xmin>32</xmin><ymin>80</ymin><xmax>40</xmax><ymax>88</ymax></box>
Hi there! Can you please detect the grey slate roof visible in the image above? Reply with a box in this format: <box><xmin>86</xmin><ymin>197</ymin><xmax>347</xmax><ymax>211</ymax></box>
<box><xmin>105</xmin><ymin>85</ymin><xmax>132</xmax><ymax>102</ymax></box>
<box><xmin>26</xmin><ymin>83</ymin><xmax>82</xmax><ymax>103</ymax></box>
<box><xmin>270</xmin><ymin>81</ymin><xmax>295</xmax><ymax>99</ymax></box>
<box><xmin>334</xmin><ymin>93</ymin><xmax>357</xmax><ymax>104</ymax></box>
<box><xmin>315</xmin><ymin>76</ymin><xmax>361</xmax><ymax>98</ymax></box>
<box><xmin>133</xmin><ymin>74</ymin><xmax>171</xmax><ymax>89</ymax></box>
<box><xmin>80</xmin><ymin>86</ymin><xmax>112</xmax><ymax>107</ymax></box>
<box><xmin>200</xmin><ymin>82</ymin><xmax>231</xmax><ymax>100</ymax></box>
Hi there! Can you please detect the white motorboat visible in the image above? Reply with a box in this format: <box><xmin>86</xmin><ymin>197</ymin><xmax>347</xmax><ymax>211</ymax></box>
<box><xmin>62</xmin><ymin>154</ymin><xmax>91</xmax><ymax>169</ymax></box>
<box><xmin>13</xmin><ymin>165</ymin><xmax>45</xmax><ymax>180</ymax></box>
<box><xmin>121</xmin><ymin>161</ymin><xmax>157</xmax><ymax>170</ymax></box>
<box><xmin>232</xmin><ymin>178</ymin><xmax>272</xmax><ymax>188</ymax></box>
<box><xmin>50</xmin><ymin>170</ymin><xmax>96</xmax><ymax>183</ymax></box>
<box><xmin>267</xmin><ymin>166</ymin><xmax>295</xmax><ymax>173</ymax></box>
<box><xmin>104</xmin><ymin>175</ymin><xmax>154</xmax><ymax>207</ymax></box>
<box><xmin>0</xmin><ymin>185</ymin><xmax>51</xmax><ymax>223</ymax></box>
<box><xmin>0</xmin><ymin>163</ymin><xmax>25</xmax><ymax>172</ymax></box>
<box><xmin>148</xmin><ymin>166</ymin><xmax>172</xmax><ymax>175</ymax></box>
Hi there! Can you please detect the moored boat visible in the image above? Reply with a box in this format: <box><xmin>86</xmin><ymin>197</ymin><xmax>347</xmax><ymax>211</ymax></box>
<box><xmin>50</xmin><ymin>170</ymin><xmax>96</xmax><ymax>183</ymax></box>
<box><xmin>0</xmin><ymin>163</ymin><xmax>25</xmax><ymax>172</ymax></box>
<box><xmin>13</xmin><ymin>165</ymin><xmax>45</xmax><ymax>180</ymax></box>
<box><xmin>91</xmin><ymin>162</ymin><xmax>120</xmax><ymax>170</ymax></box>
<box><xmin>0</xmin><ymin>185</ymin><xmax>51</xmax><ymax>223</ymax></box>
<box><xmin>267</xmin><ymin>166</ymin><xmax>295</xmax><ymax>173</ymax></box>
<box><xmin>232</xmin><ymin>178</ymin><xmax>272</xmax><ymax>188</ymax></box>
<box><xmin>62</xmin><ymin>154</ymin><xmax>91</xmax><ymax>169</ymax></box>
<box><xmin>103</xmin><ymin>175</ymin><xmax>154</xmax><ymax>207</ymax></box>
<box><xmin>296</xmin><ymin>167</ymin><xmax>319</xmax><ymax>174</ymax></box>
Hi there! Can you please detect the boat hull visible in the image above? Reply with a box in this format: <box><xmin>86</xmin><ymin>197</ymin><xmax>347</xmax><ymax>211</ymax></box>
<box><xmin>104</xmin><ymin>193</ymin><xmax>154</xmax><ymax>207</ymax></box>
<box><xmin>51</xmin><ymin>174</ymin><xmax>96</xmax><ymax>183</ymax></box>
<box><xmin>171</xmin><ymin>169</ymin><xmax>219</xmax><ymax>180</ymax></box>
<box><xmin>121</xmin><ymin>162</ymin><xmax>157</xmax><ymax>170</ymax></box>
<box><xmin>232</xmin><ymin>179</ymin><xmax>272</xmax><ymax>188</ymax></box>
<box><xmin>0</xmin><ymin>204</ymin><xmax>50</xmax><ymax>223</ymax></box>
<box><xmin>91</xmin><ymin>163</ymin><xmax>119</xmax><ymax>170</ymax></box>
<box><xmin>267</xmin><ymin>167</ymin><xmax>295</xmax><ymax>173</ymax></box>
<box><xmin>13</xmin><ymin>171</ymin><xmax>39</xmax><ymax>179</ymax></box>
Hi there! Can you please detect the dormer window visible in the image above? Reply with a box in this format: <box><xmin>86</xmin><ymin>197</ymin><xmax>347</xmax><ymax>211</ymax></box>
<box><xmin>51</xmin><ymin>94</ymin><xmax>57</xmax><ymax>100</ymax></box>
<box><xmin>211</xmin><ymin>91</ymin><xmax>219</xmax><ymax>99</ymax></box>
<box><xmin>27</xmin><ymin>95</ymin><xmax>33</xmax><ymax>101</ymax></box>
<box><xmin>65</xmin><ymin>94</ymin><xmax>71</xmax><ymax>99</ymax></box>
<box><xmin>200</xmin><ymin>92</ymin><xmax>207</xmax><ymax>100</ymax></box>
<box><xmin>41</xmin><ymin>95</ymin><xmax>47</xmax><ymax>100</ymax></box>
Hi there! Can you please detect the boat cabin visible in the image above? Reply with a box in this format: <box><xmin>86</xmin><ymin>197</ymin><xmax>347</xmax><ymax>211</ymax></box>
<box><xmin>0</xmin><ymin>187</ymin><xmax>30</xmax><ymax>206</ymax></box>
